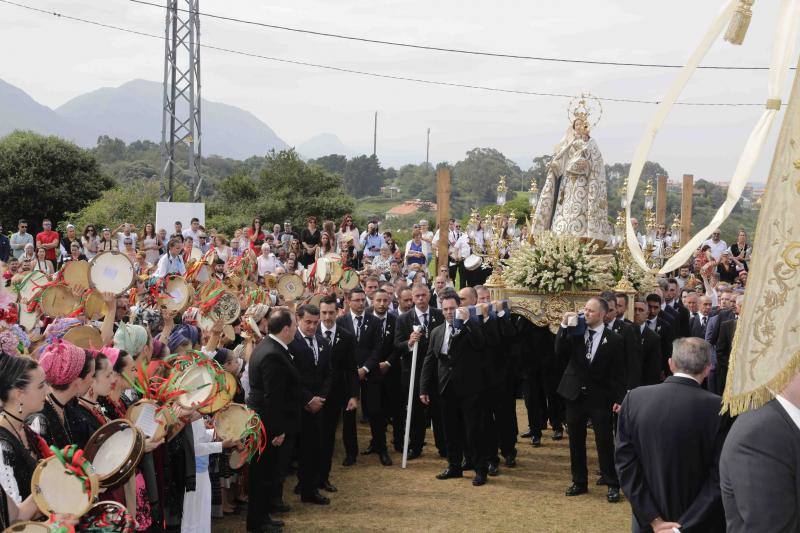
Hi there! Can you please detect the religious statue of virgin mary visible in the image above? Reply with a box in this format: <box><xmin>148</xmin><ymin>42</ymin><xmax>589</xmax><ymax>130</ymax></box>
<box><xmin>531</xmin><ymin>94</ymin><xmax>612</xmax><ymax>244</ymax></box>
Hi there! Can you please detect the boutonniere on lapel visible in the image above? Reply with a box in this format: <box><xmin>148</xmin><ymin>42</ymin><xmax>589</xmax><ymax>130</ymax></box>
<box><xmin>601</xmin><ymin>337</ymin><xmax>608</xmax><ymax>346</ymax></box>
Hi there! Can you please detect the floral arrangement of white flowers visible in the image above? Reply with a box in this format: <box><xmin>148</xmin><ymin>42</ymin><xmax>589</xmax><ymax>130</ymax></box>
<box><xmin>504</xmin><ymin>232</ymin><xmax>611</xmax><ymax>293</ymax></box>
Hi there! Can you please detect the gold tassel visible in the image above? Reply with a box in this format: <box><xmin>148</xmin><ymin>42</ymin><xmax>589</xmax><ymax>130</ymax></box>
<box><xmin>724</xmin><ymin>0</ymin><xmax>755</xmax><ymax>45</ymax></box>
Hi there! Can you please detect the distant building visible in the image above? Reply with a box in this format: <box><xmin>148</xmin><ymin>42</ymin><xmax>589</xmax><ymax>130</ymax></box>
<box><xmin>381</xmin><ymin>185</ymin><xmax>401</xmax><ymax>198</ymax></box>
<box><xmin>385</xmin><ymin>199</ymin><xmax>438</xmax><ymax>219</ymax></box>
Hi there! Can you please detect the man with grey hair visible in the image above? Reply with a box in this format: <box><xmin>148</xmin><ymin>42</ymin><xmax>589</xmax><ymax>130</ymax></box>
<box><xmin>615</xmin><ymin>337</ymin><xmax>729</xmax><ymax>532</ymax></box>
<box><xmin>713</xmin><ymin>294</ymin><xmax>744</xmax><ymax>396</ymax></box>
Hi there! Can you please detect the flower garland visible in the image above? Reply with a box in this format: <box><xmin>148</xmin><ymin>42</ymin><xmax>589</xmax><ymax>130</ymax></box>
<box><xmin>504</xmin><ymin>232</ymin><xmax>610</xmax><ymax>293</ymax></box>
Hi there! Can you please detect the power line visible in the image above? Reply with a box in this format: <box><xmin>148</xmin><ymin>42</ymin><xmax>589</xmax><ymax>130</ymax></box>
<box><xmin>0</xmin><ymin>0</ymin><xmax>779</xmax><ymax>107</ymax></box>
<box><xmin>128</xmin><ymin>0</ymin><xmax>784</xmax><ymax>71</ymax></box>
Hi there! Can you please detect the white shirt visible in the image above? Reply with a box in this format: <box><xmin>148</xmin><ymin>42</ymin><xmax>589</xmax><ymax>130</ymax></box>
<box><xmin>257</xmin><ymin>253</ymin><xmax>278</xmax><ymax>276</ymax></box>
<box><xmin>420</xmin><ymin>230</ymin><xmax>434</xmax><ymax>256</ymax></box>
<box><xmin>154</xmin><ymin>252</ymin><xmax>186</xmax><ymax>278</ymax></box>
<box><xmin>320</xmin><ymin>323</ymin><xmax>337</xmax><ymax>343</ymax></box>
<box><xmin>301</xmin><ymin>333</ymin><xmax>319</xmax><ymax>364</ymax></box>
<box><xmin>350</xmin><ymin>310</ymin><xmax>365</xmax><ymax>335</ymax></box>
<box><xmin>703</xmin><ymin>238</ymin><xmax>728</xmax><ymax>261</ymax></box>
<box><xmin>672</xmin><ymin>372</ymin><xmax>702</xmax><ymax>385</ymax></box>
<box><xmin>269</xmin><ymin>333</ymin><xmax>291</xmax><ymax>359</ymax></box>
<box><xmin>183</xmin><ymin>228</ymin><xmax>201</xmax><ymax>247</ymax></box>
<box><xmin>117</xmin><ymin>232</ymin><xmax>136</xmax><ymax>252</ymax></box>
<box><xmin>776</xmin><ymin>395</ymin><xmax>800</xmax><ymax>431</ymax></box>
<box><xmin>415</xmin><ymin>306</ymin><xmax>431</xmax><ymax>328</ymax></box>
<box><xmin>441</xmin><ymin>321</ymin><xmax>457</xmax><ymax>355</ymax></box>
<box><xmin>584</xmin><ymin>324</ymin><xmax>605</xmax><ymax>362</ymax></box>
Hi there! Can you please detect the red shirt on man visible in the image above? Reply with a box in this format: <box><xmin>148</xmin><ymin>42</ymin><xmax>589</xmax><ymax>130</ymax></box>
<box><xmin>36</xmin><ymin>230</ymin><xmax>60</xmax><ymax>262</ymax></box>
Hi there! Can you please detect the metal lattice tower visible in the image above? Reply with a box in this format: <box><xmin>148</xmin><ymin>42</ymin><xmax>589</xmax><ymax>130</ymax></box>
<box><xmin>160</xmin><ymin>0</ymin><xmax>202</xmax><ymax>201</ymax></box>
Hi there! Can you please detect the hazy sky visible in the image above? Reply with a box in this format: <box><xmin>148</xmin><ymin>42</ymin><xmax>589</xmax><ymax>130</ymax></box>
<box><xmin>1</xmin><ymin>0</ymin><xmax>795</xmax><ymax>180</ymax></box>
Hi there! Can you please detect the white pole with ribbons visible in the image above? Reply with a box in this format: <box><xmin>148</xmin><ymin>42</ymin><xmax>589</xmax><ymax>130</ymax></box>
<box><xmin>402</xmin><ymin>324</ymin><xmax>423</xmax><ymax>469</ymax></box>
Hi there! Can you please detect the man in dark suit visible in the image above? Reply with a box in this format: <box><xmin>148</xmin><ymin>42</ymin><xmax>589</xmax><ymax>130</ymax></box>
<box><xmin>246</xmin><ymin>308</ymin><xmax>302</xmax><ymax>532</ymax></box>
<box><xmin>714</xmin><ymin>294</ymin><xmax>742</xmax><ymax>397</ymax></box>
<box><xmin>646</xmin><ymin>293</ymin><xmax>675</xmax><ymax>378</ymax></box>
<box><xmin>688</xmin><ymin>295</ymin><xmax>712</xmax><ymax>340</ymax></box>
<box><xmin>473</xmin><ymin>285</ymin><xmax>519</xmax><ymax>471</ymax></box>
<box><xmin>602</xmin><ymin>291</ymin><xmax>639</xmax><ymax>391</ymax></box>
<box><xmin>616</xmin><ymin>337</ymin><xmax>729</xmax><ymax>532</ymax></box>
<box><xmin>556</xmin><ymin>297</ymin><xmax>625</xmax><ymax>503</ymax></box>
<box><xmin>664</xmin><ymin>278</ymin><xmax>690</xmax><ymax>338</ymax></box>
<box><xmin>288</xmin><ymin>304</ymin><xmax>332</xmax><ymax>505</ymax></box>
<box><xmin>335</xmin><ymin>287</ymin><xmax>381</xmax><ymax>465</ymax></box>
<box><xmin>384</xmin><ymin>287</ymin><xmax>413</xmax><ymax>451</ymax></box>
<box><xmin>394</xmin><ymin>283</ymin><xmax>445</xmax><ymax>459</ymax></box>
<box><xmin>720</xmin><ymin>375</ymin><xmax>800</xmax><ymax>532</ymax></box>
<box><xmin>420</xmin><ymin>291</ymin><xmax>490</xmax><ymax>485</ymax></box>
<box><xmin>362</xmin><ymin>289</ymin><xmax>396</xmax><ymax>466</ymax></box>
<box><xmin>632</xmin><ymin>299</ymin><xmax>662</xmax><ymax>387</ymax></box>
<box><xmin>318</xmin><ymin>296</ymin><xmax>358</xmax><ymax>493</ymax></box>
<box><xmin>705</xmin><ymin>291</ymin><xmax>735</xmax><ymax>347</ymax></box>
<box><xmin>429</xmin><ymin>275</ymin><xmax>448</xmax><ymax>309</ymax></box>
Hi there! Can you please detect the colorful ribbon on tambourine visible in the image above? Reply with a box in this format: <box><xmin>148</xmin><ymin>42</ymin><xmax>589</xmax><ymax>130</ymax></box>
<box><xmin>66</xmin><ymin>287</ymin><xmax>96</xmax><ymax>318</ymax></box>
<box><xmin>165</xmin><ymin>350</ymin><xmax>227</xmax><ymax>408</ymax></box>
<box><xmin>241</xmin><ymin>412</ymin><xmax>267</xmax><ymax>463</ymax></box>
<box><xmin>197</xmin><ymin>282</ymin><xmax>226</xmax><ymax>315</ymax></box>
<box><xmin>49</xmin><ymin>516</ymin><xmax>76</xmax><ymax>533</ymax></box>
<box><xmin>50</xmin><ymin>444</ymin><xmax>93</xmax><ymax>495</ymax></box>
<box><xmin>0</xmin><ymin>304</ymin><xmax>18</xmax><ymax>325</ymax></box>
<box><xmin>78</xmin><ymin>504</ymin><xmax>136</xmax><ymax>533</ymax></box>
<box><xmin>25</xmin><ymin>280</ymin><xmax>61</xmax><ymax>313</ymax></box>
<box><xmin>242</xmin><ymin>289</ymin><xmax>270</xmax><ymax>308</ymax></box>
<box><xmin>340</xmin><ymin>268</ymin><xmax>356</xmax><ymax>286</ymax></box>
<box><xmin>184</xmin><ymin>259</ymin><xmax>206</xmax><ymax>282</ymax></box>
<box><xmin>226</xmin><ymin>255</ymin><xmax>254</xmax><ymax>281</ymax></box>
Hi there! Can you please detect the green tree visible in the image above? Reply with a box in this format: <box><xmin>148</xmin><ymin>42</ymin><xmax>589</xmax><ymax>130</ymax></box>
<box><xmin>452</xmin><ymin>148</ymin><xmax>523</xmax><ymax>206</ymax></box>
<box><xmin>343</xmin><ymin>154</ymin><xmax>385</xmax><ymax>197</ymax></box>
<box><xmin>0</xmin><ymin>130</ymin><xmax>113</xmax><ymax>231</ymax></box>
<box><xmin>308</xmin><ymin>154</ymin><xmax>347</xmax><ymax>175</ymax></box>
<box><xmin>208</xmin><ymin>150</ymin><xmax>356</xmax><ymax>234</ymax></box>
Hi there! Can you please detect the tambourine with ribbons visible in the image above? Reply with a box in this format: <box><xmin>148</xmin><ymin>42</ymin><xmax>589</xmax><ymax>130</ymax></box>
<box><xmin>77</xmin><ymin>501</ymin><xmax>136</xmax><ymax>533</ymax></box>
<box><xmin>197</xmin><ymin>279</ymin><xmax>240</xmax><ymax>325</ymax></box>
<box><xmin>31</xmin><ymin>445</ymin><xmax>99</xmax><ymax>518</ymax></box>
<box><xmin>212</xmin><ymin>403</ymin><xmax>266</xmax><ymax>468</ymax></box>
<box><xmin>123</xmin><ymin>359</ymin><xmax>181</xmax><ymax>441</ymax></box>
<box><xmin>166</xmin><ymin>351</ymin><xmax>227</xmax><ymax>409</ymax></box>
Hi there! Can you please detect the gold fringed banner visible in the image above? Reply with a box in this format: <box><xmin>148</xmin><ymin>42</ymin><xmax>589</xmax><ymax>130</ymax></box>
<box><xmin>722</xmin><ymin>52</ymin><xmax>800</xmax><ymax>416</ymax></box>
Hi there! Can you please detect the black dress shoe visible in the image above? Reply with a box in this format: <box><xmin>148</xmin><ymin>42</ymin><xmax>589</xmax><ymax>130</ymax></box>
<box><xmin>342</xmin><ymin>455</ymin><xmax>356</xmax><ymax>466</ymax></box>
<box><xmin>379</xmin><ymin>451</ymin><xmax>393</xmax><ymax>466</ymax></box>
<box><xmin>552</xmin><ymin>429</ymin><xmax>564</xmax><ymax>441</ymax></box>
<box><xmin>270</xmin><ymin>502</ymin><xmax>291</xmax><ymax>513</ymax></box>
<box><xmin>361</xmin><ymin>444</ymin><xmax>375</xmax><ymax>455</ymax></box>
<box><xmin>565</xmin><ymin>483</ymin><xmax>588</xmax><ymax>496</ymax></box>
<box><xmin>607</xmin><ymin>486</ymin><xmax>621</xmax><ymax>503</ymax></box>
<box><xmin>407</xmin><ymin>449</ymin><xmax>422</xmax><ymax>460</ymax></box>
<box><xmin>530</xmin><ymin>436</ymin><xmax>542</xmax><ymax>447</ymax></box>
<box><xmin>436</xmin><ymin>467</ymin><xmax>463</xmax><ymax>480</ymax></box>
<box><xmin>504</xmin><ymin>454</ymin><xmax>517</xmax><ymax>468</ymax></box>
<box><xmin>472</xmin><ymin>471</ymin><xmax>487</xmax><ymax>486</ymax></box>
<box><xmin>320</xmin><ymin>480</ymin><xmax>338</xmax><ymax>493</ymax></box>
<box><xmin>520</xmin><ymin>429</ymin><xmax>533</xmax><ymax>438</ymax></box>
<box><xmin>487</xmin><ymin>462</ymin><xmax>499</xmax><ymax>477</ymax></box>
<box><xmin>301</xmin><ymin>491</ymin><xmax>331</xmax><ymax>505</ymax></box>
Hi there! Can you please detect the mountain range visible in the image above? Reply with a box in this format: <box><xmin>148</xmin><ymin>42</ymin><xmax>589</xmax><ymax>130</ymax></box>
<box><xmin>0</xmin><ymin>78</ymin><xmax>355</xmax><ymax>161</ymax></box>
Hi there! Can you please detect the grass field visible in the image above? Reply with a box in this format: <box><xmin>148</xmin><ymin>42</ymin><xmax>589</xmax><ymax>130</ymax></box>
<box><xmin>216</xmin><ymin>401</ymin><xmax>631</xmax><ymax>532</ymax></box>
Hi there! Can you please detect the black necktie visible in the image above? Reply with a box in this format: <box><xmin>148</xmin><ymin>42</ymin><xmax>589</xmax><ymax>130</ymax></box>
<box><xmin>422</xmin><ymin>312</ymin><xmax>429</xmax><ymax>328</ymax></box>
<box><xmin>701</xmin><ymin>316</ymin><xmax>707</xmax><ymax>329</ymax></box>
<box><xmin>380</xmin><ymin>317</ymin><xmax>386</xmax><ymax>336</ymax></box>
<box><xmin>325</xmin><ymin>330</ymin><xmax>333</xmax><ymax>344</ymax></box>
<box><xmin>585</xmin><ymin>330</ymin><xmax>595</xmax><ymax>361</ymax></box>
<box><xmin>355</xmin><ymin>315</ymin><xmax>363</xmax><ymax>340</ymax></box>
<box><xmin>305</xmin><ymin>336</ymin><xmax>317</xmax><ymax>364</ymax></box>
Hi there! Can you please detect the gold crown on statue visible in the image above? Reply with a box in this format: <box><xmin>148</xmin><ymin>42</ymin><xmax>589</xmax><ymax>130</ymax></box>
<box><xmin>567</xmin><ymin>92</ymin><xmax>603</xmax><ymax>131</ymax></box>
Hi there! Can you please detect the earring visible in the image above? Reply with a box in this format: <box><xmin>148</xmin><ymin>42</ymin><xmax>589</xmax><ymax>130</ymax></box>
<box><xmin>17</xmin><ymin>402</ymin><xmax>22</xmax><ymax>415</ymax></box>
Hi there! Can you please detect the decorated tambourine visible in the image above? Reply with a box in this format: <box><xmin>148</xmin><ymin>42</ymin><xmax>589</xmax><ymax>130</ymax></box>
<box><xmin>167</xmin><ymin>351</ymin><xmax>227</xmax><ymax>409</ymax></box>
<box><xmin>59</xmin><ymin>259</ymin><xmax>91</xmax><ymax>289</ymax></box>
<box><xmin>338</xmin><ymin>268</ymin><xmax>359</xmax><ymax>291</ymax></box>
<box><xmin>212</xmin><ymin>403</ymin><xmax>266</xmax><ymax>468</ymax></box>
<box><xmin>197</xmin><ymin>282</ymin><xmax>241</xmax><ymax>325</ymax></box>
<box><xmin>15</xmin><ymin>271</ymin><xmax>49</xmax><ymax>305</ymax></box>
<box><xmin>31</xmin><ymin>445</ymin><xmax>100</xmax><ymax>518</ymax></box>
<box><xmin>198</xmin><ymin>371</ymin><xmax>238</xmax><ymax>415</ymax></box>
<box><xmin>126</xmin><ymin>398</ymin><xmax>175</xmax><ymax>442</ymax></box>
<box><xmin>62</xmin><ymin>325</ymin><xmax>103</xmax><ymax>350</ymax></box>
<box><xmin>83</xmin><ymin>420</ymin><xmax>144</xmax><ymax>490</ymax></box>
<box><xmin>77</xmin><ymin>500</ymin><xmax>136</xmax><ymax>533</ymax></box>
<box><xmin>39</xmin><ymin>284</ymin><xmax>79</xmax><ymax>318</ymax></box>
<box><xmin>89</xmin><ymin>251</ymin><xmax>135</xmax><ymax>296</ymax></box>
<box><xmin>277</xmin><ymin>273</ymin><xmax>304</xmax><ymax>301</ymax></box>
<box><xmin>82</xmin><ymin>290</ymin><xmax>109</xmax><ymax>320</ymax></box>
<box><xmin>161</xmin><ymin>275</ymin><xmax>193</xmax><ymax>313</ymax></box>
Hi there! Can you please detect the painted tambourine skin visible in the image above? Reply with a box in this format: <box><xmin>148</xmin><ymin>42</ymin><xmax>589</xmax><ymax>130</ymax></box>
<box><xmin>277</xmin><ymin>274</ymin><xmax>305</xmax><ymax>301</ymax></box>
<box><xmin>89</xmin><ymin>251</ymin><xmax>135</xmax><ymax>296</ymax></box>
<box><xmin>31</xmin><ymin>455</ymin><xmax>99</xmax><ymax>518</ymax></box>
<box><xmin>16</xmin><ymin>271</ymin><xmax>49</xmax><ymax>305</ymax></box>
<box><xmin>203</xmin><ymin>291</ymin><xmax>241</xmax><ymax>325</ymax></box>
